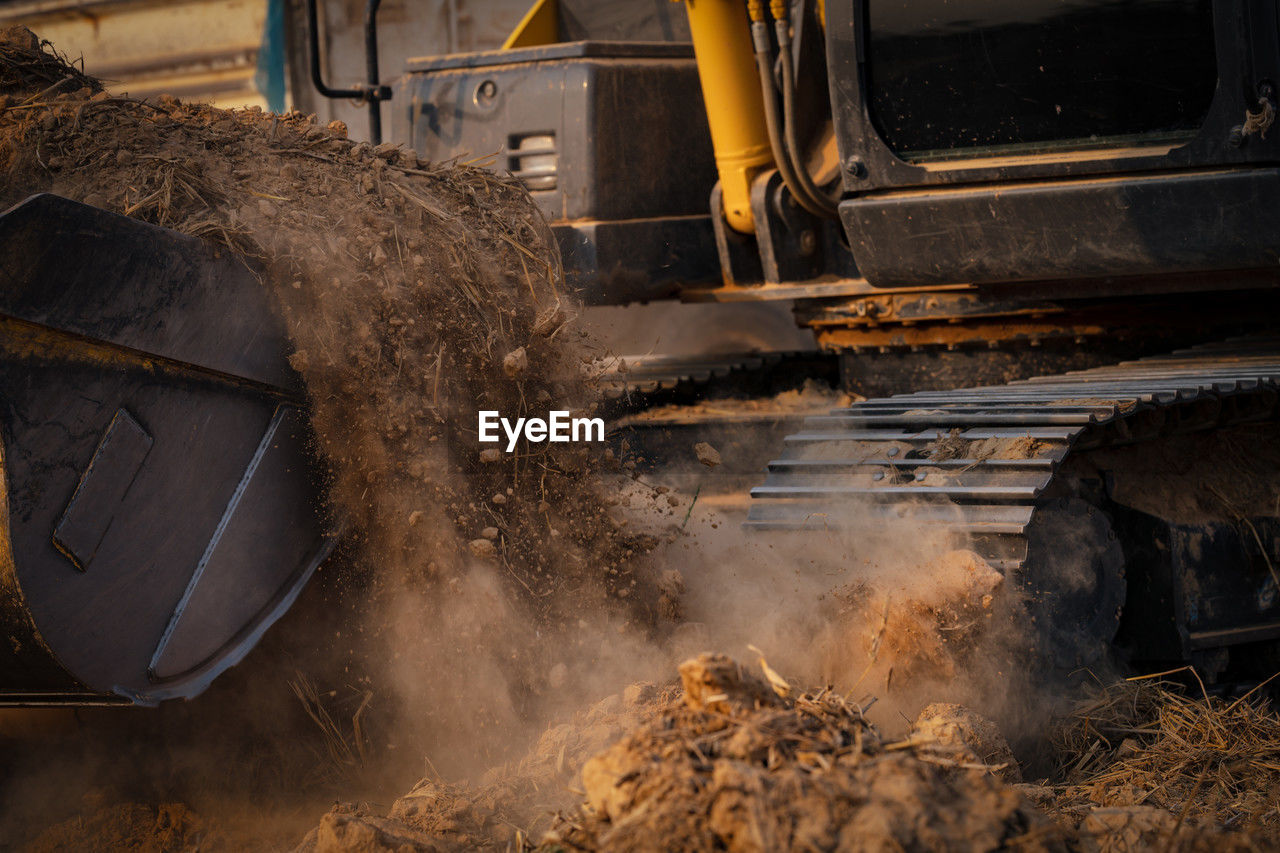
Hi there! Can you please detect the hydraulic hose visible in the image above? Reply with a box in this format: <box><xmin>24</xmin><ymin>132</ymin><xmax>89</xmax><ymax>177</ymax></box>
<box><xmin>750</xmin><ymin>19</ymin><xmax>832</xmax><ymax>219</ymax></box>
<box><xmin>774</xmin><ymin>16</ymin><xmax>840</xmax><ymax>218</ymax></box>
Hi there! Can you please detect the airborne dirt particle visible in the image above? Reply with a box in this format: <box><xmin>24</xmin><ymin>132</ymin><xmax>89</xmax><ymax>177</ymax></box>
<box><xmin>694</xmin><ymin>441</ymin><xmax>721</xmax><ymax>468</ymax></box>
<box><xmin>502</xmin><ymin>346</ymin><xmax>528</xmax><ymax>377</ymax></box>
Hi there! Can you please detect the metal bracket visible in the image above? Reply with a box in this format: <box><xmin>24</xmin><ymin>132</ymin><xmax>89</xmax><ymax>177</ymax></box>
<box><xmin>305</xmin><ymin>0</ymin><xmax>392</xmax><ymax>144</ymax></box>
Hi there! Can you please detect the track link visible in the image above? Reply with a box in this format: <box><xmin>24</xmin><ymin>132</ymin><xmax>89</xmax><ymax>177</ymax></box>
<box><xmin>747</xmin><ymin>338</ymin><xmax>1280</xmax><ymax>664</ymax></box>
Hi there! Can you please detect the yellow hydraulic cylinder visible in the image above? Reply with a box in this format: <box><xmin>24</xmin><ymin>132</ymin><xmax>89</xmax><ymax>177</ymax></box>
<box><xmin>682</xmin><ymin>0</ymin><xmax>775</xmax><ymax>234</ymax></box>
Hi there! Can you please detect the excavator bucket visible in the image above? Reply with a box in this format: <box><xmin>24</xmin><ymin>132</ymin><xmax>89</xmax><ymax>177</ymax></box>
<box><xmin>0</xmin><ymin>194</ymin><xmax>333</xmax><ymax>706</ymax></box>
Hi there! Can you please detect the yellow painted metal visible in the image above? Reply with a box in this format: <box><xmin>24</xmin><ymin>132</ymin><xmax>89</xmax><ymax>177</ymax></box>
<box><xmin>682</xmin><ymin>0</ymin><xmax>775</xmax><ymax>233</ymax></box>
<box><xmin>502</xmin><ymin>0</ymin><xmax>559</xmax><ymax>50</ymax></box>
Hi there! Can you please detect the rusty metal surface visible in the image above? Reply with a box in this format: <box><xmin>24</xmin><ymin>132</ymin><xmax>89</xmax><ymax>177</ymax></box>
<box><xmin>801</xmin><ymin>287</ymin><xmax>1280</xmax><ymax>353</ymax></box>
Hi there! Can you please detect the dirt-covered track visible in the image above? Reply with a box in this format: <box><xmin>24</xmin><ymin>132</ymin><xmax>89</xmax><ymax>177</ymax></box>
<box><xmin>748</xmin><ymin>337</ymin><xmax>1280</xmax><ymax>667</ymax></box>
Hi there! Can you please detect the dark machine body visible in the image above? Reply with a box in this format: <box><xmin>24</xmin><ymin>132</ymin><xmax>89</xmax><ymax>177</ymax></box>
<box><xmin>0</xmin><ymin>195</ymin><xmax>332</xmax><ymax>705</ymax></box>
<box><xmin>388</xmin><ymin>0</ymin><xmax>1280</xmax><ymax>679</ymax></box>
<box><xmin>2</xmin><ymin>0</ymin><xmax>1278</xmax><ymax>703</ymax></box>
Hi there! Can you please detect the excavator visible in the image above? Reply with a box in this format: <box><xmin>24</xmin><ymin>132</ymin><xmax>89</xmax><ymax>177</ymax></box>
<box><xmin>3</xmin><ymin>0</ymin><xmax>1279</xmax><ymax>705</ymax></box>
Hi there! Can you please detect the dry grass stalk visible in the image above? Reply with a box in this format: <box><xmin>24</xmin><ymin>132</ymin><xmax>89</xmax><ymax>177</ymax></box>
<box><xmin>289</xmin><ymin>672</ymin><xmax>374</xmax><ymax>785</ymax></box>
<box><xmin>1050</xmin><ymin>677</ymin><xmax>1280</xmax><ymax>841</ymax></box>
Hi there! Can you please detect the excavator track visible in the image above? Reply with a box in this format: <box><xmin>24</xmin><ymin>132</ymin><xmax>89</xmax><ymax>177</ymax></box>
<box><xmin>747</xmin><ymin>337</ymin><xmax>1280</xmax><ymax>671</ymax></box>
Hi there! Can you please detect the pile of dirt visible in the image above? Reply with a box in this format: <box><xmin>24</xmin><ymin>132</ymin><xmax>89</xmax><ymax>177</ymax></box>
<box><xmin>297</xmin><ymin>654</ymin><xmax>1060</xmax><ymax>852</ymax></box>
<box><xmin>547</xmin><ymin>653</ymin><xmax>1055</xmax><ymax>852</ymax></box>
<box><xmin>293</xmin><ymin>657</ymin><xmax>1280</xmax><ymax>853</ymax></box>
<box><xmin>16</xmin><ymin>654</ymin><xmax>1275</xmax><ymax>851</ymax></box>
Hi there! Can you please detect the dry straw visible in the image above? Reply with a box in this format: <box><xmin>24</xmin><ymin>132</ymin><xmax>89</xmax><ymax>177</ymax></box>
<box><xmin>1051</xmin><ymin>674</ymin><xmax>1280</xmax><ymax>839</ymax></box>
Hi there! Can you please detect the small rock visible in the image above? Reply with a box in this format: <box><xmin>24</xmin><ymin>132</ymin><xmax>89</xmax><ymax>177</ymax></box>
<box><xmin>658</xmin><ymin>570</ymin><xmax>685</xmax><ymax>621</ymax></box>
<box><xmin>326</xmin><ymin>119</ymin><xmax>348</xmax><ymax>138</ymax></box>
<box><xmin>502</xmin><ymin>347</ymin><xmax>528</xmax><ymax>378</ymax></box>
<box><xmin>0</xmin><ymin>25</ymin><xmax>39</xmax><ymax>51</ymax></box>
<box><xmin>678</xmin><ymin>653</ymin><xmax>784</xmax><ymax>715</ymax></box>
<box><xmin>581</xmin><ymin>746</ymin><xmax>633</xmax><ymax>820</ymax></box>
<box><xmin>480</xmin><ymin>526</ymin><xmax>499</xmax><ymax>540</ymax></box>
<box><xmin>694</xmin><ymin>442</ymin><xmax>721</xmax><ymax>468</ymax></box>
<box><xmin>1080</xmin><ymin>806</ymin><xmax>1181</xmax><ymax>850</ymax></box>
<box><xmin>1013</xmin><ymin>783</ymin><xmax>1057</xmax><ymax>811</ymax></box>
<box><xmin>532</xmin><ymin>306</ymin><xmax>568</xmax><ymax>337</ymax></box>
<box><xmin>479</xmin><ymin>448</ymin><xmax>501</xmax><ymax>463</ymax></box>
<box><xmin>313</xmin><ymin>808</ymin><xmax>437</xmax><ymax>852</ymax></box>
<box><xmin>468</xmin><ymin>538</ymin><xmax>496</xmax><ymax>558</ymax></box>
<box><xmin>623</xmin><ymin>682</ymin><xmax>657</xmax><ymax>706</ymax></box>
<box><xmin>910</xmin><ymin>702</ymin><xmax>1022</xmax><ymax>783</ymax></box>
<box><xmin>407</xmin><ymin>510</ymin><xmax>424</xmax><ymax>527</ymax></box>
<box><xmin>373</xmin><ymin>141</ymin><xmax>400</xmax><ymax>161</ymax></box>
<box><xmin>257</xmin><ymin>199</ymin><xmax>278</xmax><ymax>218</ymax></box>
<box><xmin>587</xmin><ymin>693</ymin><xmax>622</xmax><ymax>721</ymax></box>
<box><xmin>492</xmin><ymin>493</ymin><xmax>507</xmax><ymax>505</ymax></box>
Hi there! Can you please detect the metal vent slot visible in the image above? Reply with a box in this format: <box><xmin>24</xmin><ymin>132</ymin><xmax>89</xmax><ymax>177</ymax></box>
<box><xmin>508</xmin><ymin>132</ymin><xmax>557</xmax><ymax>192</ymax></box>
